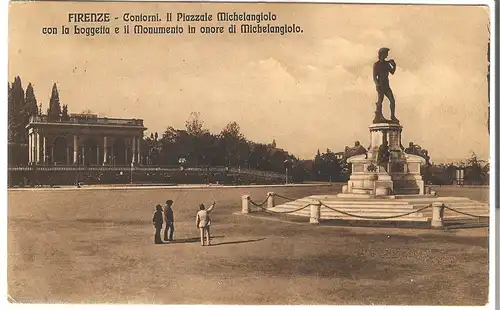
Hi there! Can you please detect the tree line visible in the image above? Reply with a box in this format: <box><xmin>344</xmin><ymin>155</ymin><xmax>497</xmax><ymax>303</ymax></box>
<box><xmin>8</xmin><ymin>76</ymin><xmax>69</xmax><ymax>144</ymax></box>
<box><xmin>422</xmin><ymin>153</ymin><xmax>489</xmax><ymax>185</ymax></box>
<box><xmin>7</xmin><ymin>77</ymin><xmax>489</xmax><ymax>185</ymax></box>
<box><xmin>142</xmin><ymin>112</ymin><xmax>348</xmax><ymax>182</ymax></box>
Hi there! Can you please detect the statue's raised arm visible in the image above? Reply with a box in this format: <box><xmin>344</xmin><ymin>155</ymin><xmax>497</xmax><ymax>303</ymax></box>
<box><xmin>388</xmin><ymin>59</ymin><xmax>396</xmax><ymax>74</ymax></box>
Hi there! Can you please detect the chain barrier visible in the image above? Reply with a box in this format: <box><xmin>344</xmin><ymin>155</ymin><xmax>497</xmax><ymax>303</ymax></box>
<box><xmin>317</xmin><ymin>200</ymin><xmax>431</xmax><ymax>220</ymax></box>
<box><xmin>247</xmin><ymin>196</ymin><xmax>270</xmax><ymax>207</ymax></box>
<box><xmin>443</xmin><ymin>206</ymin><xmax>489</xmax><ymax>218</ymax></box>
<box><xmin>248</xmin><ymin>193</ymin><xmax>488</xmax><ymax>221</ymax></box>
<box><xmin>251</xmin><ymin>202</ymin><xmax>318</xmax><ymax>214</ymax></box>
<box><xmin>272</xmin><ymin>193</ymin><xmax>299</xmax><ymax>201</ymax></box>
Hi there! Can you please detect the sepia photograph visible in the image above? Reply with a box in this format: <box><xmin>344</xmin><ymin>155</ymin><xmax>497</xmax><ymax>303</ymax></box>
<box><xmin>5</xmin><ymin>0</ymin><xmax>496</xmax><ymax>307</ymax></box>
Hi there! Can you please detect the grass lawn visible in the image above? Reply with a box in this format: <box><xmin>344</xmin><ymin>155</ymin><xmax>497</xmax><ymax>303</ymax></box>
<box><xmin>7</xmin><ymin>185</ymin><xmax>490</xmax><ymax>305</ymax></box>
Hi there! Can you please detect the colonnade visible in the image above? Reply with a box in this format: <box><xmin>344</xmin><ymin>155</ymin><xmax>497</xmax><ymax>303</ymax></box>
<box><xmin>28</xmin><ymin>130</ymin><xmax>143</xmax><ymax>166</ymax></box>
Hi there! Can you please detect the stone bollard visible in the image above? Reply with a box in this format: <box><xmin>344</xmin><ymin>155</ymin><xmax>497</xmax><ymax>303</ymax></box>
<box><xmin>431</xmin><ymin>202</ymin><xmax>444</xmax><ymax>228</ymax></box>
<box><xmin>242</xmin><ymin>195</ymin><xmax>251</xmax><ymax>214</ymax></box>
<box><xmin>267</xmin><ymin>192</ymin><xmax>275</xmax><ymax>209</ymax></box>
<box><xmin>310</xmin><ymin>204</ymin><xmax>320</xmax><ymax>224</ymax></box>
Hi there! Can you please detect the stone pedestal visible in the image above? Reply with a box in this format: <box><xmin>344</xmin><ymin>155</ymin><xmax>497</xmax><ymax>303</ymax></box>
<box><xmin>339</xmin><ymin>122</ymin><xmax>425</xmax><ymax>198</ymax></box>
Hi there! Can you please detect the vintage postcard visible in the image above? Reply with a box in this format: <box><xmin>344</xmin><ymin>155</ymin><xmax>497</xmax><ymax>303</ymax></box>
<box><xmin>5</xmin><ymin>0</ymin><xmax>496</xmax><ymax>307</ymax></box>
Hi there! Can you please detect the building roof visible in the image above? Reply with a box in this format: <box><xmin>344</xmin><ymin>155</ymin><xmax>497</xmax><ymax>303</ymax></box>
<box><xmin>26</xmin><ymin>115</ymin><xmax>147</xmax><ymax>130</ymax></box>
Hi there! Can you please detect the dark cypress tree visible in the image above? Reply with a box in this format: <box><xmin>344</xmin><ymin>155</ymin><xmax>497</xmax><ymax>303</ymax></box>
<box><xmin>25</xmin><ymin>83</ymin><xmax>38</xmax><ymax>117</ymax></box>
<box><xmin>9</xmin><ymin>77</ymin><xmax>26</xmax><ymax>143</ymax></box>
<box><xmin>312</xmin><ymin>149</ymin><xmax>322</xmax><ymax>180</ymax></box>
<box><xmin>16</xmin><ymin>82</ymin><xmax>40</xmax><ymax>143</ymax></box>
<box><xmin>48</xmin><ymin>83</ymin><xmax>62</xmax><ymax>121</ymax></box>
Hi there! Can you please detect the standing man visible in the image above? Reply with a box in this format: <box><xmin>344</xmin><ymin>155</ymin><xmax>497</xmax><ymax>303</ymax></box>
<box><xmin>196</xmin><ymin>202</ymin><xmax>216</xmax><ymax>246</ymax></box>
<box><xmin>163</xmin><ymin>200</ymin><xmax>175</xmax><ymax>242</ymax></box>
<box><xmin>152</xmin><ymin>204</ymin><xmax>164</xmax><ymax>244</ymax></box>
<box><xmin>373</xmin><ymin>47</ymin><xmax>398</xmax><ymax>123</ymax></box>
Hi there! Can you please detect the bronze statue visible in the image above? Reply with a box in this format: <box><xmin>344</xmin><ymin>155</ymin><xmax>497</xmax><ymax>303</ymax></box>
<box><xmin>373</xmin><ymin>47</ymin><xmax>399</xmax><ymax>124</ymax></box>
<box><xmin>377</xmin><ymin>140</ymin><xmax>391</xmax><ymax>169</ymax></box>
<box><xmin>405</xmin><ymin>142</ymin><xmax>430</xmax><ymax>164</ymax></box>
<box><xmin>344</xmin><ymin>141</ymin><xmax>368</xmax><ymax>159</ymax></box>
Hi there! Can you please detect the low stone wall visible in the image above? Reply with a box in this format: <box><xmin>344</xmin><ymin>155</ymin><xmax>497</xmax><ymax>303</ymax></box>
<box><xmin>7</xmin><ymin>166</ymin><xmax>286</xmax><ymax>187</ymax></box>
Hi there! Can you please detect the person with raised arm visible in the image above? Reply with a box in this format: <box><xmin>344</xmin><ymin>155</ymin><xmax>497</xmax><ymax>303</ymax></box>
<box><xmin>196</xmin><ymin>201</ymin><xmax>216</xmax><ymax>246</ymax></box>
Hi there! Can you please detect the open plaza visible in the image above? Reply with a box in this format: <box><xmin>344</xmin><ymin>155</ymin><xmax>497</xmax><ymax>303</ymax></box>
<box><xmin>7</xmin><ymin>184</ymin><xmax>489</xmax><ymax>305</ymax></box>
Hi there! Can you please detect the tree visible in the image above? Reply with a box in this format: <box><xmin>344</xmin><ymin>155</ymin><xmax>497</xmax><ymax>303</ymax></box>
<box><xmin>291</xmin><ymin>159</ymin><xmax>312</xmax><ymax>183</ymax></box>
<box><xmin>321</xmin><ymin>149</ymin><xmax>341</xmax><ymax>181</ymax></box>
<box><xmin>159</xmin><ymin>127</ymin><xmax>193</xmax><ymax>165</ymax></box>
<box><xmin>25</xmin><ymin>83</ymin><xmax>38</xmax><ymax>117</ymax></box>
<box><xmin>47</xmin><ymin>83</ymin><xmax>62</xmax><ymax>121</ymax></box>
<box><xmin>8</xmin><ymin>77</ymin><xmax>27</xmax><ymax>143</ymax></box>
<box><xmin>61</xmin><ymin>104</ymin><xmax>70</xmax><ymax>121</ymax></box>
<box><xmin>464</xmin><ymin>152</ymin><xmax>488</xmax><ymax>185</ymax></box>
<box><xmin>248</xmin><ymin>143</ymin><xmax>269</xmax><ymax>170</ymax></box>
<box><xmin>311</xmin><ymin>149</ymin><xmax>342</xmax><ymax>181</ymax></box>
<box><xmin>185</xmin><ymin>112</ymin><xmax>208</xmax><ymax>137</ymax></box>
<box><xmin>219</xmin><ymin>121</ymin><xmax>247</xmax><ymax>166</ymax></box>
<box><xmin>312</xmin><ymin>149</ymin><xmax>322</xmax><ymax>180</ymax></box>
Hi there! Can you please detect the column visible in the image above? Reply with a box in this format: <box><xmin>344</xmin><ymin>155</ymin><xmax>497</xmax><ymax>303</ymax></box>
<box><xmin>96</xmin><ymin>144</ymin><xmax>100</xmax><ymax>166</ymax></box>
<box><xmin>43</xmin><ymin>136</ymin><xmax>47</xmax><ymax>164</ymax></box>
<box><xmin>82</xmin><ymin>146</ymin><xmax>85</xmax><ymax>165</ymax></box>
<box><xmin>28</xmin><ymin>133</ymin><xmax>32</xmax><ymax>164</ymax></box>
<box><xmin>35</xmin><ymin>130</ymin><xmax>40</xmax><ymax>164</ymax></box>
<box><xmin>103</xmin><ymin>136</ymin><xmax>108</xmax><ymax>165</ymax></box>
<box><xmin>132</xmin><ymin>136</ymin><xmax>136</xmax><ymax>164</ymax></box>
<box><xmin>73</xmin><ymin>135</ymin><xmax>78</xmax><ymax>164</ymax></box>
<box><xmin>32</xmin><ymin>133</ymin><xmax>36</xmax><ymax>164</ymax></box>
<box><xmin>32</xmin><ymin>132</ymin><xmax>35</xmax><ymax>164</ymax></box>
<box><xmin>66</xmin><ymin>147</ymin><xmax>70</xmax><ymax>165</ymax></box>
<box><xmin>137</xmin><ymin>137</ymin><xmax>141</xmax><ymax>165</ymax></box>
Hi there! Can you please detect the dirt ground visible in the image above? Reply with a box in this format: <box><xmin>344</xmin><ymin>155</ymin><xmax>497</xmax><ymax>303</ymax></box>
<box><xmin>7</xmin><ymin>185</ymin><xmax>490</xmax><ymax>305</ymax></box>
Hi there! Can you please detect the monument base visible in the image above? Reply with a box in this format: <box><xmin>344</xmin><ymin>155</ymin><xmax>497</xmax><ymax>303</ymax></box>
<box><xmin>343</xmin><ymin>122</ymin><xmax>425</xmax><ymax>197</ymax></box>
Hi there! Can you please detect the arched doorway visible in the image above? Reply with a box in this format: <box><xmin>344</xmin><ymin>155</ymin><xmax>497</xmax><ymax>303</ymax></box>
<box><xmin>83</xmin><ymin>138</ymin><xmax>99</xmax><ymax>165</ymax></box>
<box><xmin>113</xmin><ymin>138</ymin><xmax>127</xmax><ymax>166</ymax></box>
<box><xmin>53</xmin><ymin>137</ymin><xmax>67</xmax><ymax>165</ymax></box>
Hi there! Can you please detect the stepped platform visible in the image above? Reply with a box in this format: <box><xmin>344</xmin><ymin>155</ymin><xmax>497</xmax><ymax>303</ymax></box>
<box><xmin>268</xmin><ymin>194</ymin><xmax>489</xmax><ymax>223</ymax></box>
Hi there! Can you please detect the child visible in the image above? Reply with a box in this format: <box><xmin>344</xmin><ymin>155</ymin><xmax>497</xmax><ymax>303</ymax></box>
<box><xmin>196</xmin><ymin>201</ymin><xmax>216</xmax><ymax>246</ymax></box>
<box><xmin>152</xmin><ymin>204</ymin><xmax>163</xmax><ymax>244</ymax></box>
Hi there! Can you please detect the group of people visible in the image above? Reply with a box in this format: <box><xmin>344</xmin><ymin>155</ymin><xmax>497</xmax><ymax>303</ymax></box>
<box><xmin>152</xmin><ymin>199</ymin><xmax>216</xmax><ymax>246</ymax></box>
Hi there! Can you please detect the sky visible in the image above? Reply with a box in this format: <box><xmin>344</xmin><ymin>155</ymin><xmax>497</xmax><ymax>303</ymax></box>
<box><xmin>8</xmin><ymin>2</ymin><xmax>491</xmax><ymax>163</ymax></box>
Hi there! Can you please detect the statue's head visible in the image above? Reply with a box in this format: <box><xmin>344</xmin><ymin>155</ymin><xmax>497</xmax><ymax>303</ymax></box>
<box><xmin>409</xmin><ymin>142</ymin><xmax>414</xmax><ymax>147</ymax></box>
<box><xmin>354</xmin><ymin>141</ymin><xmax>360</xmax><ymax>146</ymax></box>
<box><xmin>378</xmin><ymin>47</ymin><xmax>390</xmax><ymax>60</ymax></box>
